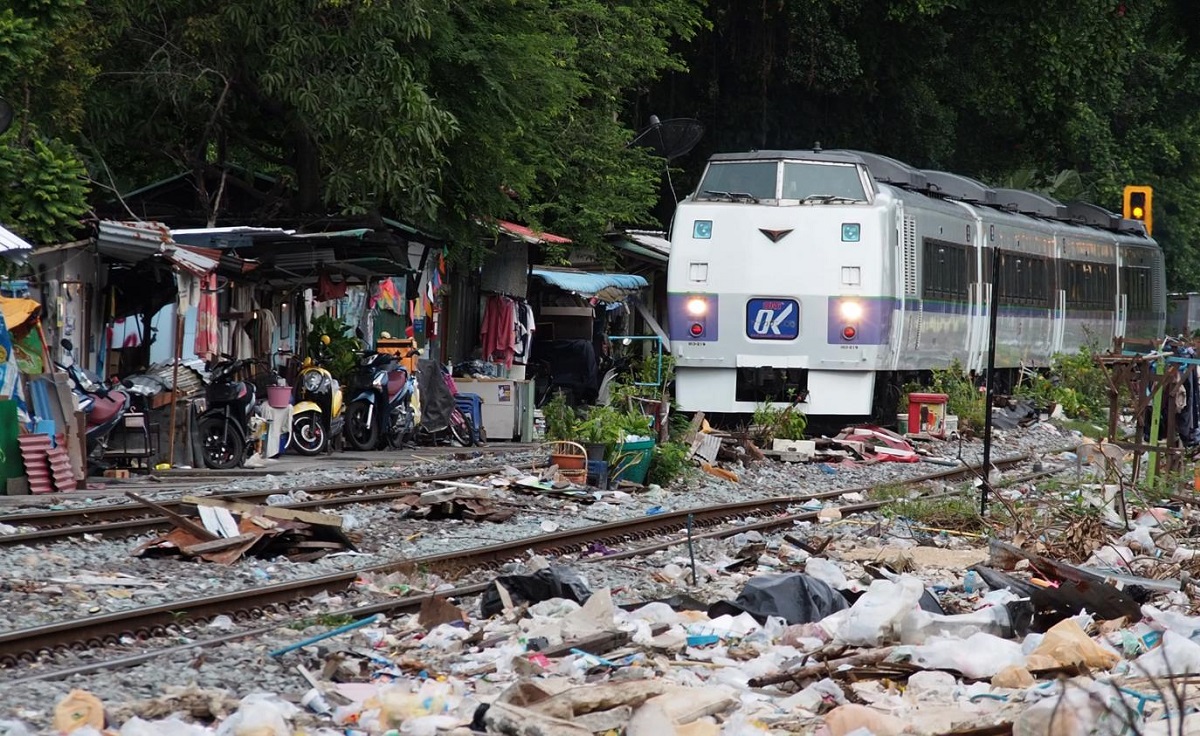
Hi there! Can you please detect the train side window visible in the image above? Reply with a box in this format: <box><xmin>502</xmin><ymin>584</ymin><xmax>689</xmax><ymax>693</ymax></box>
<box><xmin>922</xmin><ymin>238</ymin><xmax>970</xmax><ymax>301</ymax></box>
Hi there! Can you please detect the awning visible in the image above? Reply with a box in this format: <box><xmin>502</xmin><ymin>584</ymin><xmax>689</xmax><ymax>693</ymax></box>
<box><xmin>610</xmin><ymin>230</ymin><xmax>670</xmax><ymax>264</ymax></box>
<box><xmin>0</xmin><ymin>296</ymin><xmax>40</xmax><ymax>331</ymax></box>
<box><xmin>0</xmin><ymin>224</ymin><xmax>33</xmax><ymax>261</ymax></box>
<box><xmin>531</xmin><ymin>268</ymin><xmax>648</xmax><ymax>302</ymax></box>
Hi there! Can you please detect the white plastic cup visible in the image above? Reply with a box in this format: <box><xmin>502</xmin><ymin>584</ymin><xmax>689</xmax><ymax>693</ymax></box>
<box><xmin>301</xmin><ymin>688</ymin><xmax>333</xmax><ymax>716</ymax></box>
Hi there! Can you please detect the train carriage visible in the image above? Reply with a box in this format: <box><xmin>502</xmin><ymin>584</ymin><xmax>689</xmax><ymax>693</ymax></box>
<box><xmin>667</xmin><ymin>149</ymin><xmax>1165</xmax><ymax>419</ymax></box>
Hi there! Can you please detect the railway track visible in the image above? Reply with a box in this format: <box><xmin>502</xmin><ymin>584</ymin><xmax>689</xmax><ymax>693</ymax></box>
<box><xmin>0</xmin><ymin>451</ymin><xmax>1048</xmax><ymax>668</ymax></box>
<box><xmin>0</xmin><ymin>462</ymin><xmax>537</xmax><ymax>546</ymax></box>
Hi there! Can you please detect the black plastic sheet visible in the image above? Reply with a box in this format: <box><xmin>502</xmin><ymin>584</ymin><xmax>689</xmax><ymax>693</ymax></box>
<box><xmin>480</xmin><ymin>566</ymin><xmax>593</xmax><ymax>618</ymax></box>
<box><xmin>707</xmin><ymin>573</ymin><xmax>848</xmax><ymax>625</ymax></box>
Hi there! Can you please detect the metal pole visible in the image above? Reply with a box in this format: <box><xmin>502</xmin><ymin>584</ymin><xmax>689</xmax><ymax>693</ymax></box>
<box><xmin>166</xmin><ymin>311</ymin><xmax>184</xmax><ymax>467</ymax></box>
<box><xmin>980</xmin><ymin>245</ymin><xmax>1002</xmax><ymax>516</ymax></box>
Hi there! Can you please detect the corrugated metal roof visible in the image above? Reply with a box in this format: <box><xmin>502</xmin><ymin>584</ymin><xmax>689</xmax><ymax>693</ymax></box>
<box><xmin>97</xmin><ymin>221</ymin><xmax>222</xmax><ymax>276</ymax></box>
<box><xmin>531</xmin><ymin>268</ymin><xmax>647</xmax><ymax>301</ymax></box>
<box><xmin>0</xmin><ymin>224</ymin><xmax>33</xmax><ymax>260</ymax></box>
<box><xmin>498</xmin><ymin>220</ymin><xmax>572</xmax><ymax>245</ymax></box>
<box><xmin>625</xmin><ymin>230</ymin><xmax>671</xmax><ymax>256</ymax></box>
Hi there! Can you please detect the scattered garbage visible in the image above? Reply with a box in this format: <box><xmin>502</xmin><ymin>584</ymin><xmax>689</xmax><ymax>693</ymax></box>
<box><xmin>707</xmin><ymin>573</ymin><xmax>847</xmax><ymax>625</ymax></box>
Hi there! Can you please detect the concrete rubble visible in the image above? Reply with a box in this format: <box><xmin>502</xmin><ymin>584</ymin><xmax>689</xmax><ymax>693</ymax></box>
<box><xmin>6</xmin><ymin>422</ymin><xmax>1200</xmax><ymax>735</ymax></box>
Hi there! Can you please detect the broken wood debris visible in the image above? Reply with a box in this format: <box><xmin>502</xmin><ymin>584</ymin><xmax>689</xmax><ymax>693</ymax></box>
<box><xmin>390</xmin><ymin>488</ymin><xmax>516</xmax><ymax>522</ymax></box>
<box><xmin>132</xmin><ymin>497</ymin><xmax>357</xmax><ymax>564</ymax></box>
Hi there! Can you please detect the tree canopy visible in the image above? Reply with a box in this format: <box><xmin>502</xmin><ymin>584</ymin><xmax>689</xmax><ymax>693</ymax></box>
<box><xmin>9</xmin><ymin>0</ymin><xmax>1200</xmax><ymax>288</ymax></box>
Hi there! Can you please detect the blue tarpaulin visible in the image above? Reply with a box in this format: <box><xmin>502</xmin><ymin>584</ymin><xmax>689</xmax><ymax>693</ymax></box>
<box><xmin>530</xmin><ymin>269</ymin><xmax>648</xmax><ymax>302</ymax></box>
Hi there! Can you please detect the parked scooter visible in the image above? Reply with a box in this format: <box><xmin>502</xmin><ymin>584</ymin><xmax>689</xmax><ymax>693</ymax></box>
<box><xmin>198</xmin><ymin>356</ymin><xmax>260</xmax><ymax>469</ymax></box>
<box><xmin>344</xmin><ymin>347</ymin><xmax>420</xmax><ymax>451</ymax></box>
<box><xmin>290</xmin><ymin>335</ymin><xmax>345</xmax><ymax>455</ymax></box>
<box><xmin>55</xmin><ymin>339</ymin><xmax>130</xmax><ymax>460</ymax></box>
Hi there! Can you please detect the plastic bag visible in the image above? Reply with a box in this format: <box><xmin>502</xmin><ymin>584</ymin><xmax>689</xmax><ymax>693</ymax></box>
<box><xmin>834</xmin><ymin>576</ymin><xmax>924</xmax><ymax>646</ymax></box>
<box><xmin>52</xmin><ymin>691</ymin><xmax>106</xmax><ymax>734</ymax></box>
<box><xmin>1135</xmin><ymin>630</ymin><xmax>1200</xmax><ymax>677</ymax></box>
<box><xmin>707</xmin><ymin>573</ymin><xmax>848</xmax><ymax>625</ymax></box>
<box><xmin>0</xmin><ymin>721</ymin><xmax>32</xmax><ymax>736</ymax></box>
<box><xmin>480</xmin><ymin>566</ymin><xmax>591</xmax><ymax>618</ymax></box>
<box><xmin>804</xmin><ymin>558</ymin><xmax>850</xmax><ymax>590</ymax></box>
<box><xmin>900</xmin><ymin>632</ymin><xmax>1024</xmax><ymax>679</ymax></box>
<box><xmin>120</xmin><ymin>717</ymin><xmax>211</xmax><ymax>736</ymax></box>
<box><xmin>215</xmin><ymin>693</ymin><xmax>298</xmax><ymax>736</ymax></box>
<box><xmin>1031</xmin><ymin>618</ymin><xmax>1119</xmax><ymax>669</ymax></box>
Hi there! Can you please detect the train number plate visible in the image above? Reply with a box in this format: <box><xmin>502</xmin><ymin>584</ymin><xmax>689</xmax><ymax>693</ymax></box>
<box><xmin>745</xmin><ymin>299</ymin><xmax>799</xmax><ymax>340</ymax></box>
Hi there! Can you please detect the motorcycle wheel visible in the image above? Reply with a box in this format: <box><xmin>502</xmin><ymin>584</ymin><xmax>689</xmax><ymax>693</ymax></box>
<box><xmin>291</xmin><ymin>413</ymin><xmax>327</xmax><ymax>456</ymax></box>
<box><xmin>449</xmin><ymin>408</ymin><xmax>474</xmax><ymax>447</ymax></box>
<box><xmin>344</xmin><ymin>401</ymin><xmax>379</xmax><ymax>451</ymax></box>
<box><xmin>199</xmin><ymin>416</ymin><xmax>244</xmax><ymax>470</ymax></box>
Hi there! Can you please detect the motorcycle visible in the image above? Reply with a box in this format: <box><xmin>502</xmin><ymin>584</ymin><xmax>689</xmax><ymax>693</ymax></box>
<box><xmin>344</xmin><ymin>348</ymin><xmax>421</xmax><ymax>450</ymax></box>
<box><xmin>55</xmin><ymin>339</ymin><xmax>131</xmax><ymax>460</ymax></box>
<box><xmin>198</xmin><ymin>356</ymin><xmax>260</xmax><ymax>469</ymax></box>
<box><xmin>289</xmin><ymin>335</ymin><xmax>345</xmax><ymax>455</ymax></box>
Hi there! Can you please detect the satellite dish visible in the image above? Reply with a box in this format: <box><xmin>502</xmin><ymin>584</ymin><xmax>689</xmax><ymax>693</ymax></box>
<box><xmin>0</xmin><ymin>98</ymin><xmax>12</xmax><ymax>136</ymax></box>
<box><xmin>630</xmin><ymin>116</ymin><xmax>704</xmax><ymax>161</ymax></box>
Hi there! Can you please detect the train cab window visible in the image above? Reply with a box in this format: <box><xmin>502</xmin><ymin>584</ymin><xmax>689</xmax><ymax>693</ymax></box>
<box><xmin>781</xmin><ymin>162</ymin><xmax>867</xmax><ymax>202</ymax></box>
<box><xmin>696</xmin><ymin>162</ymin><xmax>778</xmax><ymax>201</ymax></box>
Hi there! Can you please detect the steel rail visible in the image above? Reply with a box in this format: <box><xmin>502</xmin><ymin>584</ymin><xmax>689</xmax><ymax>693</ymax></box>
<box><xmin>0</xmin><ymin>462</ymin><xmax>536</xmax><ymax>537</ymax></box>
<box><xmin>0</xmin><ymin>451</ymin><xmax>1047</xmax><ymax>668</ymax></box>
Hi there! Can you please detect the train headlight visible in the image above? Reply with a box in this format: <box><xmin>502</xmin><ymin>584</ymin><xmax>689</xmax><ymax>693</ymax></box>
<box><xmin>838</xmin><ymin>300</ymin><xmax>863</xmax><ymax>321</ymax></box>
<box><xmin>686</xmin><ymin>297</ymin><xmax>709</xmax><ymax>317</ymax></box>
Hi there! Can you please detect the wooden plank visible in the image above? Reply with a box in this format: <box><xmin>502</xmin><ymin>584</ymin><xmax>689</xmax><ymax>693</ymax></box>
<box><xmin>183</xmin><ymin>495</ymin><xmax>343</xmax><ymax>529</ymax></box>
<box><xmin>126</xmin><ymin>492</ymin><xmax>218</xmax><ymax>541</ymax></box>
<box><xmin>181</xmin><ymin>533</ymin><xmax>261</xmax><ymax>555</ymax></box>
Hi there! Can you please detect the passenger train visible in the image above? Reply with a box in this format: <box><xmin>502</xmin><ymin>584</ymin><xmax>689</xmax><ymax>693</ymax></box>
<box><xmin>666</xmin><ymin>149</ymin><xmax>1166</xmax><ymax>418</ymax></box>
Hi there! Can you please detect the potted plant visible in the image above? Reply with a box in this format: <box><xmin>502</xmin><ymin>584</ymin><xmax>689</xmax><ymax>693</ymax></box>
<box><xmin>543</xmin><ymin>391</ymin><xmax>577</xmax><ymax>442</ymax></box>
<box><xmin>611</xmin><ymin>406</ymin><xmax>657</xmax><ymax>484</ymax></box>
<box><xmin>575</xmin><ymin>405</ymin><xmax>624</xmax><ymax>461</ymax></box>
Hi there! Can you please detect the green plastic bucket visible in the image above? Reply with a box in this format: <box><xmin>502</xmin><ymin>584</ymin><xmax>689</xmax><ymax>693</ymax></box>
<box><xmin>612</xmin><ymin>438</ymin><xmax>655</xmax><ymax>484</ymax></box>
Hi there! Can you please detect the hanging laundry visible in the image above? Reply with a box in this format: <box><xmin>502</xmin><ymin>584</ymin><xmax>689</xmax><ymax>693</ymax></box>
<box><xmin>512</xmin><ymin>302</ymin><xmax>536</xmax><ymax>365</ymax></box>
<box><xmin>194</xmin><ymin>272</ymin><xmax>219</xmax><ymax>361</ymax></box>
<box><xmin>371</xmin><ymin>278</ymin><xmax>406</xmax><ymax>314</ymax></box>
<box><xmin>317</xmin><ymin>272</ymin><xmax>348</xmax><ymax>302</ymax></box>
<box><xmin>480</xmin><ymin>294</ymin><xmax>516</xmax><ymax>368</ymax></box>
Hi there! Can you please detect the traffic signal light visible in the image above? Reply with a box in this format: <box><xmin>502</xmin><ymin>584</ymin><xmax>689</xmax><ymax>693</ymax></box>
<box><xmin>1123</xmin><ymin>185</ymin><xmax>1153</xmax><ymax>235</ymax></box>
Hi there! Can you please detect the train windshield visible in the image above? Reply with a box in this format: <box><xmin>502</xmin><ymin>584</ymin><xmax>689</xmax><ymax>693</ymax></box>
<box><xmin>695</xmin><ymin>160</ymin><xmax>868</xmax><ymax>203</ymax></box>
<box><xmin>781</xmin><ymin>162</ymin><xmax>867</xmax><ymax>203</ymax></box>
<box><xmin>696</xmin><ymin>162</ymin><xmax>777</xmax><ymax>201</ymax></box>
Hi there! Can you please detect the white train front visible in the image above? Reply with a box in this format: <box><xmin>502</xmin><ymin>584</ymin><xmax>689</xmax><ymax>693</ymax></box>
<box><xmin>666</xmin><ymin>149</ymin><xmax>1165</xmax><ymax>418</ymax></box>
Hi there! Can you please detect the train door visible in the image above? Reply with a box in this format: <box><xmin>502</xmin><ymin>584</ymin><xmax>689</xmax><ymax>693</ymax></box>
<box><xmin>1051</xmin><ymin>238</ymin><xmax>1066</xmax><ymax>353</ymax></box>
<box><xmin>1115</xmin><ymin>248</ymin><xmax>1128</xmax><ymax>339</ymax></box>
<box><xmin>889</xmin><ymin>204</ymin><xmax>915</xmax><ymax>370</ymax></box>
<box><xmin>965</xmin><ymin>225</ymin><xmax>987</xmax><ymax>374</ymax></box>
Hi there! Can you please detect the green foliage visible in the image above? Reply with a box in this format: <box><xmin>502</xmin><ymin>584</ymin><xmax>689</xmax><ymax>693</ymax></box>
<box><xmin>0</xmin><ymin>0</ymin><xmax>94</xmax><ymax>243</ymax></box>
<box><xmin>542</xmin><ymin>391</ymin><xmax>578</xmax><ymax>443</ymax></box>
<box><xmin>83</xmin><ymin>0</ymin><xmax>705</xmax><ymax>255</ymax></box>
<box><xmin>870</xmin><ymin>484</ymin><xmax>983</xmax><ymax>532</ymax></box>
<box><xmin>1015</xmin><ymin>345</ymin><xmax>1109</xmax><ymax>420</ymax></box>
<box><xmin>575</xmin><ymin>404</ymin><xmax>626</xmax><ymax>446</ymax></box>
<box><xmin>929</xmin><ymin>362</ymin><xmax>985</xmax><ymax>432</ymax></box>
<box><xmin>305</xmin><ymin>314</ymin><xmax>360</xmax><ymax>385</ymax></box>
<box><xmin>752</xmin><ymin>400</ymin><xmax>808</xmax><ymax>442</ymax></box>
<box><xmin>648</xmin><ymin>440</ymin><xmax>691</xmax><ymax>487</ymax></box>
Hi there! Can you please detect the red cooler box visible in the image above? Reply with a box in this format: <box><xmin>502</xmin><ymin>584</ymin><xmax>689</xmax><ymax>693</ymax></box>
<box><xmin>908</xmin><ymin>392</ymin><xmax>948</xmax><ymax>438</ymax></box>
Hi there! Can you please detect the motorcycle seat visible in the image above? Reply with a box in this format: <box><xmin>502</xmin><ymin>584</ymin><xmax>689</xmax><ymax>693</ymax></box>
<box><xmin>387</xmin><ymin>370</ymin><xmax>408</xmax><ymax>398</ymax></box>
<box><xmin>89</xmin><ymin>393</ymin><xmax>127</xmax><ymax>425</ymax></box>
